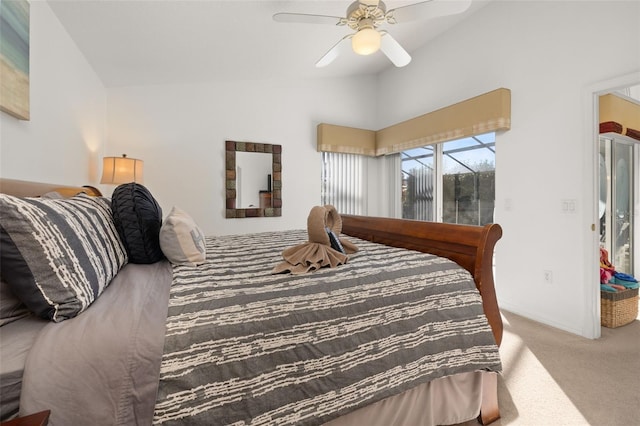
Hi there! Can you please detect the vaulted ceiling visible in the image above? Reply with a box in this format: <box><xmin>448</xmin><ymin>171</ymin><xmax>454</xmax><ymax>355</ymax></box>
<box><xmin>48</xmin><ymin>0</ymin><xmax>490</xmax><ymax>88</ymax></box>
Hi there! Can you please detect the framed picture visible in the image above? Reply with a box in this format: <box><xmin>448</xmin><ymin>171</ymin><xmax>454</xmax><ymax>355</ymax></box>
<box><xmin>0</xmin><ymin>0</ymin><xmax>30</xmax><ymax>120</ymax></box>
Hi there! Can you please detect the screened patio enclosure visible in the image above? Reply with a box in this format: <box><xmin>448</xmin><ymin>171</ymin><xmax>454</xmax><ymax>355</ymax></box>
<box><xmin>402</xmin><ymin>132</ymin><xmax>496</xmax><ymax>225</ymax></box>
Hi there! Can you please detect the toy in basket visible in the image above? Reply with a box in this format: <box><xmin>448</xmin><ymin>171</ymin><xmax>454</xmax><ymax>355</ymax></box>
<box><xmin>599</xmin><ymin>248</ymin><xmax>638</xmax><ymax>328</ymax></box>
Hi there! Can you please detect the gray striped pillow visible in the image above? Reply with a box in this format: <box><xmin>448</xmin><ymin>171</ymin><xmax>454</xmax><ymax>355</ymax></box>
<box><xmin>0</xmin><ymin>194</ymin><xmax>128</xmax><ymax>322</ymax></box>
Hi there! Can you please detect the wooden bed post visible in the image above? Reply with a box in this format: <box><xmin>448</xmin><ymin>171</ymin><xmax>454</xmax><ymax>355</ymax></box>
<box><xmin>479</xmin><ymin>372</ymin><xmax>500</xmax><ymax>425</ymax></box>
<box><xmin>474</xmin><ymin>223</ymin><xmax>503</xmax><ymax>346</ymax></box>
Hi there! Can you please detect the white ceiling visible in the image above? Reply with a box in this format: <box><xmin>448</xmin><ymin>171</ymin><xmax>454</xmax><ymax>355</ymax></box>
<box><xmin>48</xmin><ymin>0</ymin><xmax>490</xmax><ymax>88</ymax></box>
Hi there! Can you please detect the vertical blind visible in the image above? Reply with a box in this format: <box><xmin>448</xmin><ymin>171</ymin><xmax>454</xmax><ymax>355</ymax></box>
<box><xmin>405</xmin><ymin>165</ymin><xmax>435</xmax><ymax>221</ymax></box>
<box><xmin>384</xmin><ymin>153</ymin><xmax>402</xmax><ymax>218</ymax></box>
<box><xmin>321</xmin><ymin>152</ymin><xmax>367</xmax><ymax>215</ymax></box>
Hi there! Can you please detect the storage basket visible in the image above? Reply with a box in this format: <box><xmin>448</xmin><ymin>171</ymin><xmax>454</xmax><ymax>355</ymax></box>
<box><xmin>601</xmin><ymin>288</ymin><xmax>639</xmax><ymax>328</ymax></box>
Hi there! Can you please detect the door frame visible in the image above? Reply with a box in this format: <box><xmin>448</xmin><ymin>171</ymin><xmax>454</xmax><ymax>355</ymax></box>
<box><xmin>584</xmin><ymin>71</ymin><xmax>640</xmax><ymax>339</ymax></box>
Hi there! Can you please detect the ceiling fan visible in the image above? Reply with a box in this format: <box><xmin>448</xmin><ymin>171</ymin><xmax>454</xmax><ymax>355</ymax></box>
<box><xmin>273</xmin><ymin>0</ymin><xmax>472</xmax><ymax>68</ymax></box>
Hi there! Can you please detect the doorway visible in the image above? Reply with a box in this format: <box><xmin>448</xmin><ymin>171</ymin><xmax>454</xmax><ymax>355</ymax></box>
<box><xmin>595</xmin><ymin>83</ymin><xmax>640</xmax><ymax>331</ymax></box>
<box><xmin>584</xmin><ymin>72</ymin><xmax>640</xmax><ymax>339</ymax></box>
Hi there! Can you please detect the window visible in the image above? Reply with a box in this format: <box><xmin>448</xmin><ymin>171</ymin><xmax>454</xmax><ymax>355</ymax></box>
<box><xmin>320</xmin><ymin>133</ymin><xmax>495</xmax><ymax>223</ymax></box>
<box><xmin>401</xmin><ymin>146</ymin><xmax>435</xmax><ymax>221</ymax></box>
<box><xmin>402</xmin><ymin>133</ymin><xmax>495</xmax><ymax>225</ymax></box>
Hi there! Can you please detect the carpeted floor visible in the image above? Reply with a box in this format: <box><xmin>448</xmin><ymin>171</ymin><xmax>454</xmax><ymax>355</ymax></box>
<box><xmin>461</xmin><ymin>310</ymin><xmax>640</xmax><ymax>426</ymax></box>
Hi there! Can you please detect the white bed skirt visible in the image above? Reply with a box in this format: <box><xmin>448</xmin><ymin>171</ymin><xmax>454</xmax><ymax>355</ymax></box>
<box><xmin>324</xmin><ymin>371</ymin><xmax>485</xmax><ymax>426</ymax></box>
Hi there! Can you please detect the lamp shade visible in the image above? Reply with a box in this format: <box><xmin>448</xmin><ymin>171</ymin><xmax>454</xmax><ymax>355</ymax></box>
<box><xmin>100</xmin><ymin>154</ymin><xmax>144</xmax><ymax>184</ymax></box>
<box><xmin>352</xmin><ymin>27</ymin><xmax>381</xmax><ymax>55</ymax></box>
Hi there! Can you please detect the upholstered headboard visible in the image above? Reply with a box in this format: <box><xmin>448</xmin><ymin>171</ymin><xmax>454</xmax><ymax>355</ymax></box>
<box><xmin>0</xmin><ymin>178</ymin><xmax>101</xmax><ymax>197</ymax></box>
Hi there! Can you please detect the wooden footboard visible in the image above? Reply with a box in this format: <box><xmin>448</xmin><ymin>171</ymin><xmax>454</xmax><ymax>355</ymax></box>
<box><xmin>341</xmin><ymin>214</ymin><xmax>503</xmax><ymax>347</ymax></box>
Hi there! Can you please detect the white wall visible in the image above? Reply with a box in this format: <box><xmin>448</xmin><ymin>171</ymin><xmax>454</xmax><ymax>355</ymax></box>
<box><xmin>106</xmin><ymin>77</ymin><xmax>378</xmax><ymax>235</ymax></box>
<box><xmin>376</xmin><ymin>0</ymin><xmax>640</xmax><ymax>337</ymax></box>
<box><xmin>0</xmin><ymin>1</ymin><xmax>106</xmax><ymax>185</ymax></box>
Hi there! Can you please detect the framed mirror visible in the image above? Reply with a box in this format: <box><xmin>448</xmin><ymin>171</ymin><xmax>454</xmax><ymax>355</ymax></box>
<box><xmin>225</xmin><ymin>140</ymin><xmax>282</xmax><ymax>218</ymax></box>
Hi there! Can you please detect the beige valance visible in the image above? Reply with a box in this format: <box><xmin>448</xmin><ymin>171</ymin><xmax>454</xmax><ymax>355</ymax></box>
<box><xmin>317</xmin><ymin>88</ymin><xmax>511</xmax><ymax>156</ymax></box>
<box><xmin>316</xmin><ymin>123</ymin><xmax>377</xmax><ymax>156</ymax></box>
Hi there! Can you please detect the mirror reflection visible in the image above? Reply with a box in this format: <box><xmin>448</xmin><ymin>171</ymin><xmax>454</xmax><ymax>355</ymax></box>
<box><xmin>236</xmin><ymin>151</ymin><xmax>272</xmax><ymax>208</ymax></box>
<box><xmin>225</xmin><ymin>140</ymin><xmax>282</xmax><ymax>218</ymax></box>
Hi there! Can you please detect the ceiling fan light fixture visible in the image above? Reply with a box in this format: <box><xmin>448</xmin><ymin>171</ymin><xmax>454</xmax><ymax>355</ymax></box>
<box><xmin>275</xmin><ymin>0</ymin><xmax>470</xmax><ymax>67</ymax></box>
<box><xmin>351</xmin><ymin>27</ymin><xmax>381</xmax><ymax>55</ymax></box>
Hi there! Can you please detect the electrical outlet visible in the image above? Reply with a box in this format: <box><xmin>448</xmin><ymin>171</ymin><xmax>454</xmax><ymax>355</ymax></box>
<box><xmin>544</xmin><ymin>270</ymin><xmax>553</xmax><ymax>284</ymax></box>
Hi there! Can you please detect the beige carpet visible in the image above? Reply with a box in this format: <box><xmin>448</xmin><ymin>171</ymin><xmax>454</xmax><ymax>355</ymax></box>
<box><xmin>462</xmin><ymin>311</ymin><xmax>640</xmax><ymax>426</ymax></box>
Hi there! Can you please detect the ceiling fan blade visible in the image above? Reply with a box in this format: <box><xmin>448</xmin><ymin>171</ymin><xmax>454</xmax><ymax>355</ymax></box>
<box><xmin>316</xmin><ymin>34</ymin><xmax>353</xmax><ymax>68</ymax></box>
<box><xmin>380</xmin><ymin>32</ymin><xmax>411</xmax><ymax>67</ymax></box>
<box><xmin>273</xmin><ymin>12</ymin><xmax>345</xmax><ymax>26</ymax></box>
<box><xmin>386</xmin><ymin>0</ymin><xmax>472</xmax><ymax>24</ymax></box>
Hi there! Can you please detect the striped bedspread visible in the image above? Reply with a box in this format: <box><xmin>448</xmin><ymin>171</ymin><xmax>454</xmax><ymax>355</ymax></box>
<box><xmin>153</xmin><ymin>230</ymin><xmax>501</xmax><ymax>425</ymax></box>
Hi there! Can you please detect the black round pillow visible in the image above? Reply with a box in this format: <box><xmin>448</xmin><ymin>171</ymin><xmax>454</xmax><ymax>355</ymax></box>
<box><xmin>111</xmin><ymin>183</ymin><xmax>164</xmax><ymax>264</ymax></box>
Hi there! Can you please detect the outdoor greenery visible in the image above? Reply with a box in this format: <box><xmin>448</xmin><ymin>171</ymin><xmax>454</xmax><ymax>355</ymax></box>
<box><xmin>442</xmin><ymin>170</ymin><xmax>495</xmax><ymax>225</ymax></box>
<box><xmin>403</xmin><ymin>169</ymin><xmax>495</xmax><ymax>226</ymax></box>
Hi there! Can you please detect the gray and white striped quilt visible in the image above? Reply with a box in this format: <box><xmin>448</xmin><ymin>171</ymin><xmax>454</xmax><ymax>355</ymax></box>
<box><xmin>153</xmin><ymin>230</ymin><xmax>501</xmax><ymax>425</ymax></box>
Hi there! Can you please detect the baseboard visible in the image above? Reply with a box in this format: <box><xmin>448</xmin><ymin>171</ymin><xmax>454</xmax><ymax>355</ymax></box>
<box><xmin>498</xmin><ymin>303</ymin><xmax>590</xmax><ymax>338</ymax></box>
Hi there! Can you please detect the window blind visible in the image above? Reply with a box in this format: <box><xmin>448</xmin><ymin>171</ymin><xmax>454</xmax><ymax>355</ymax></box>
<box><xmin>384</xmin><ymin>153</ymin><xmax>402</xmax><ymax>218</ymax></box>
<box><xmin>321</xmin><ymin>152</ymin><xmax>367</xmax><ymax>215</ymax></box>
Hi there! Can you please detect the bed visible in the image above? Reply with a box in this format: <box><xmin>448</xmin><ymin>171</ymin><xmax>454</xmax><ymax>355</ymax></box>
<box><xmin>0</xmin><ymin>178</ymin><xmax>503</xmax><ymax>426</ymax></box>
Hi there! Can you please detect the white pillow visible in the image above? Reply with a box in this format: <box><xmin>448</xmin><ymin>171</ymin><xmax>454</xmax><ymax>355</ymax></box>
<box><xmin>159</xmin><ymin>207</ymin><xmax>206</xmax><ymax>266</ymax></box>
